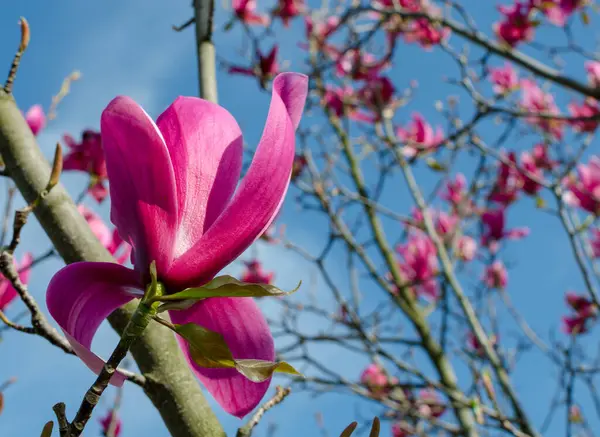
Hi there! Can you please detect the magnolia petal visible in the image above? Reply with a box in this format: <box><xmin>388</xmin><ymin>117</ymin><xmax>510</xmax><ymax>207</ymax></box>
<box><xmin>0</xmin><ymin>253</ymin><xmax>33</xmax><ymax>310</ymax></box>
<box><xmin>25</xmin><ymin>104</ymin><xmax>46</xmax><ymax>136</ymax></box>
<box><xmin>101</xmin><ymin>97</ymin><xmax>178</xmax><ymax>276</ymax></box>
<box><xmin>46</xmin><ymin>262</ymin><xmax>142</xmax><ymax>386</ymax></box>
<box><xmin>169</xmin><ymin>297</ymin><xmax>275</xmax><ymax>418</ymax></box>
<box><xmin>78</xmin><ymin>205</ymin><xmax>112</xmax><ymax>248</ymax></box>
<box><xmin>156</xmin><ymin>97</ymin><xmax>244</xmax><ymax>257</ymax></box>
<box><xmin>167</xmin><ymin>73</ymin><xmax>308</xmax><ymax>287</ymax></box>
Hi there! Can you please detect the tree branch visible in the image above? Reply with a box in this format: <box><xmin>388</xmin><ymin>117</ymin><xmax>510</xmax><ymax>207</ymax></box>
<box><xmin>193</xmin><ymin>0</ymin><xmax>218</xmax><ymax>102</ymax></box>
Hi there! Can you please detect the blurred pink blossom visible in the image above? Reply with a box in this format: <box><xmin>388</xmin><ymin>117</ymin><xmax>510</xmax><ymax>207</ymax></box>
<box><xmin>520</xmin><ymin>79</ymin><xmax>563</xmax><ymax>139</ymax></box>
<box><xmin>489</xmin><ymin>63</ymin><xmax>519</xmax><ymax>94</ymax></box>
<box><xmin>483</xmin><ymin>261</ymin><xmax>508</xmax><ymax>289</ymax></box>
<box><xmin>397</xmin><ymin>113</ymin><xmax>444</xmax><ymax>158</ymax></box>
<box><xmin>24</xmin><ymin>105</ymin><xmax>46</xmax><ymax>136</ymax></box>
<box><xmin>494</xmin><ymin>2</ymin><xmax>535</xmax><ymax>47</ymax></box>
<box><xmin>0</xmin><ymin>253</ymin><xmax>32</xmax><ymax>311</ymax></box>
<box><xmin>531</xmin><ymin>0</ymin><xmax>585</xmax><ymax>27</ymax></box>
<box><xmin>232</xmin><ymin>0</ymin><xmax>270</xmax><ymax>26</ymax></box>
<box><xmin>241</xmin><ymin>260</ymin><xmax>274</xmax><ymax>284</ymax></box>
<box><xmin>273</xmin><ymin>0</ymin><xmax>305</xmax><ymax>27</ymax></box>
<box><xmin>585</xmin><ymin>61</ymin><xmax>600</xmax><ymax>88</ymax></box>
<box><xmin>395</xmin><ymin>234</ymin><xmax>439</xmax><ymax>300</ymax></box>
<box><xmin>62</xmin><ymin>130</ymin><xmax>108</xmax><ymax>203</ymax></box>
<box><xmin>563</xmin><ymin>156</ymin><xmax>600</xmax><ymax>215</ymax></box>
<box><xmin>99</xmin><ymin>410</ymin><xmax>122</xmax><ymax>437</ymax></box>
<box><xmin>481</xmin><ymin>208</ymin><xmax>529</xmax><ymax>250</ymax></box>
<box><xmin>568</xmin><ymin>98</ymin><xmax>600</xmax><ymax>133</ymax></box>
<box><xmin>457</xmin><ymin>236</ymin><xmax>477</xmax><ymax>262</ymax></box>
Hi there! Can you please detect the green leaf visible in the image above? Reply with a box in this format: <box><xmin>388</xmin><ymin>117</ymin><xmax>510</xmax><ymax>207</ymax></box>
<box><xmin>157</xmin><ymin>275</ymin><xmax>301</xmax><ymax>303</ymax></box>
<box><xmin>235</xmin><ymin>359</ymin><xmax>302</xmax><ymax>383</ymax></box>
<box><xmin>156</xmin><ymin>299</ymin><xmax>197</xmax><ymax>313</ymax></box>
<box><xmin>535</xmin><ymin>196</ymin><xmax>546</xmax><ymax>209</ymax></box>
<box><xmin>581</xmin><ymin>10</ymin><xmax>590</xmax><ymax>25</ymax></box>
<box><xmin>425</xmin><ymin>158</ymin><xmax>447</xmax><ymax>172</ymax></box>
<box><xmin>175</xmin><ymin>323</ymin><xmax>303</xmax><ymax>382</ymax></box>
<box><xmin>174</xmin><ymin>323</ymin><xmax>236</xmax><ymax>368</ymax></box>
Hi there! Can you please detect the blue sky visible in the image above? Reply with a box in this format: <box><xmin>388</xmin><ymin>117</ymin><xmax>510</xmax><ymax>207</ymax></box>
<box><xmin>0</xmin><ymin>0</ymin><xmax>599</xmax><ymax>436</ymax></box>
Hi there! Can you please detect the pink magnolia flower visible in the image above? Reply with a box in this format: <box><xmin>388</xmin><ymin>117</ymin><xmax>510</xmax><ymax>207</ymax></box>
<box><xmin>489</xmin><ymin>63</ymin><xmax>519</xmax><ymax>94</ymax></box>
<box><xmin>483</xmin><ymin>261</ymin><xmax>508</xmax><ymax>289</ymax></box>
<box><xmin>520</xmin><ymin>79</ymin><xmax>563</xmax><ymax>139</ymax></box>
<box><xmin>24</xmin><ymin>105</ymin><xmax>46</xmax><ymax>136</ymax></box>
<box><xmin>291</xmin><ymin>154</ymin><xmax>307</xmax><ymax>181</ymax></box>
<box><xmin>569</xmin><ymin>405</ymin><xmax>583</xmax><ymax>423</ymax></box>
<box><xmin>45</xmin><ymin>73</ymin><xmax>308</xmax><ymax>417</ymax></box>
<box><xmin>442</xmin><ymin>173</ymin><xmax>470</xmax><ymax>210</ymax></box>
<box><xmin>305</xmin><ymin>15</ymin><xmax>339</xmax><ymax>49</ymax></box>
<box><xmin>468</xmin><ymin>332</ymin><xmax>498</xmax><ymax>356</ymax></box>
<box><xmin>563</xmin><ymin>156</ymin><xmax>600</xmax><ymax>215</ymax></box>
<box><xmin>273</xmin><ymin>0</ymin><xmax>305</xmax><ymax>27</ymax></box>
<box><xmin>456</xmin><ymin>236</ymin><xmax>477</xmax><ymax>261</ymax></box>
<box><xmin>233</xmin><ymin>0</ymin><xmax>270</xmax><ymax>26</ymax></box>
<box><xmin>241</xmin><ymin>260</ymin><xmax>274</xmax><ymax>284</ymax></box>
<box><xmin>62</xmin><ymin>130</ymin><xmax>109</xmax><ymax>203</ymax></box>
<box><xmin>562</xmin><ymin>315</ymin><xmax>590</xmax><ymax>334</ymax></box>
<box><xmin>334</xmin><ymin>48</ymin><xmax>389</xmax><ymax>81</ymax></box>
<box><xmin>373</xmin><ymin>0</ymin><xmax>449</xmax><ymax>48</ymax></box>
<box><xmin>531</xmin><ymin>143</ymin><xmax>557</xmax><ymax>170</ymax></box>
<box><xmin>532</xmin><ymin>0</ymin><xmax>585</xmax><ymax>27</ymax></box>
<box><xmin>99</xmin><ymin>410</ymin><xmax>122</xmax><ymax>437</ymax></box>
<box><xmin>585</xmin><ymin>61</ymin><xmax>600</xmax><ymax>88</ymax></box>
<box><xmin>397</xmin><ymin>113</ymin><xmax>444</xmax><ymax>158</ymax></box>
<box><xmin>402</xmin><ymin>17</ymin><xmax>450</xmax><ymax>49</ymax></box>
<box><xmin>78</xmin><ymin>205</ymin><xmax>131</xmax><ymax>265</ymax></box>
<box><xmin>395</xmin><ymin>234</ymin><xmax>439</xmax><ymax>300</ymax></box>
<box><xmin>565</xmin><ymin>292</ymin><xmax>596</xmax><ymax>316</ymax></box>
<box><xmin>494</xmin><ymin>2</ymin><xmax>535</xmax><ymax>47</ymax></box>
<box><xmin>562</xmin><ymin>292</ymin><xmax>596</xmax><ymax>335</ymax></box>
<box><xmin>323</xmin><ymin>85</ymin><xmax>357</xmax><ymax>118</ymax></box>
<box><xmin>229</xmin><ymin>46</ymin><xmax>280</xmax><ymax>87</ymax></box>
<box><xmin>392</xmin><ymin>422</ymin><xmax>412</xmax><ymax>437</ymax></box>
<box><xmin>410</xmin><ymin>208</ymin><xmax>458</xmax><ymax>238</ymax></box>
<box><xmin>489</xmin><ymin>152</ymin><xmax>523</xmax><ymax>205</ymax></box>
<box><xmin>481</xmin><ymin>208</ymin><xmax>529</xmax><ymax>249</ymax></box>
<box><xmin>353</xmin><ymin>76</ymin><xmax>396</xmax><ymax>123</ymax></box>
<box><xmin>568</xmin><ymin>98</ymin><xmax>600</xmax><ymax>133</ymax></box>
<box><xmin>591</xmin><ymin>228</ymin><xmax>600</xmax><ymax>257</ymax></box>
<box><xmin>418</xmin><ymin>388</ymin><xmax>446</xmax><ymax>418</ymax></box>
<box><xmin>519</xmin><ymin>150</ymin><xmax>544</xmax><ymax>195</ymax></box>
<box><xmin>360</xmin><ymin>364</ymin><xmax>397</xmax><ymax>397</ymax></box>
<box><xmin>0</xmin><ymin>253</ymin><xmax>33</xmax><ymax>311</ymax></box>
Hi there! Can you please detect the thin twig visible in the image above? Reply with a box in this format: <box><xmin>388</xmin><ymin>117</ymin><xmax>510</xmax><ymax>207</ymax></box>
<box><xmin>236</xmin><ymin>387</ymin><xmax>292</xmax><ymax>437</ymax></box>
<box><xmin>4</xmin><ymin>17</ymin><xmax>30</xmax><ymax>94</ymax></box>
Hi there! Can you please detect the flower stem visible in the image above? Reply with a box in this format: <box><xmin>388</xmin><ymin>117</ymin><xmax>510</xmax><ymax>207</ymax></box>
<box><xmin>66</xmin><ymin>283</ymin><xmax>164</xmax><ymax>436</ymax></box>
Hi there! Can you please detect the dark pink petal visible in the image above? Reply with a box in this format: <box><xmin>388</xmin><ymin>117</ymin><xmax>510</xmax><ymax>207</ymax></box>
<box><xmin>46</xmin><ymin>262</ymin><xmax>142</xmax><ymax>386</ymax></box>
<box><xmin>156</xmin><ymin>98</ymin><xmax>243</xmax><ymax>256</ymax></box>
<box><xmin>101</xmin><ymin>97</ymin><xmax>178</xmax><ymax>277</ymax></box>
<box><xmin>169</xmin><ymin>297</ymin><xmax>274</xmax><ymax>418</ymax></box>
<box><xmin>166</xmin><ymin>73</ymin><xmax>308</xmax><ymax>287</ymax></box>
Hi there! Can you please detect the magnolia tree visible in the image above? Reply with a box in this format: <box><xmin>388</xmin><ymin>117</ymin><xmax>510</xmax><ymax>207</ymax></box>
<box><xmin>0</xmin><ymin>0</ymin><xmax>599</xmax><ymax>436</ymax></box>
